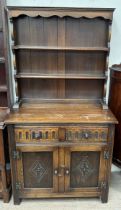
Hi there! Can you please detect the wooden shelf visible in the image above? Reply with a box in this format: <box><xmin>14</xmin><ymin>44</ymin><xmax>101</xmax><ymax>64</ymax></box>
<box><xmin>0</xmin><ymin>57</ymin><xmax>5</xmax><ymax>63</ymax></box>
<box><xmin>12</xmin><ymin>45</ymin><xmax>109</xmax><ymax>52</ymax></box>
<box><xmin>0</xmin><ymin>85</ymin><xmax>7</xmax><ymax>92</ymax></box>
<box><xmin>22</xmin><ymin>98</ymin><xmax>102</xmax><ymax>104</ymax></box>
<box><xmin>15</xmin><ymin>73</ymin><xmax>106</xmax><ymax>79</ymax></box>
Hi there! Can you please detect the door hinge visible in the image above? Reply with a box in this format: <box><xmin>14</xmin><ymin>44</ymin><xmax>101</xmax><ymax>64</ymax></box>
<box><xmin>16</xmin><ymin>182</ymin><xmax>21</xmax><ymax>190</ymax></box>
<box><xmin>12</xmin><ymin>150</ymin><xmax>21</xmax><ymax>160</ymax></box>
<box><xmin>104</xmin><ymin>150</ymin><xmax>110</xmax><ymax>159</ymax></box>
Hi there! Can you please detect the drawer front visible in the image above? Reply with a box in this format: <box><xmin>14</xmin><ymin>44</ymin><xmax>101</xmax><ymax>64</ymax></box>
<box><xmin>15</xmin><ymin>126</ymin><xmax>108</xmax><ymax>143</ymax></box>
<box><xmin>15</xmin><ymin>127</ymin><xmax>59</xmax><ymax>143</ymax></box>
<box><xmin>66</xmin><ymin>127</ymin><xmax>108</xmax><ymax>142</ymax></box>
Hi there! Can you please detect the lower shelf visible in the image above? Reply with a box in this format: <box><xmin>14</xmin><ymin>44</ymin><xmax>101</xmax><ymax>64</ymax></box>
<box><xmin>13</xmin><ymin>99</ymin><xmax>108</xmax><ymax>113</ymax></box>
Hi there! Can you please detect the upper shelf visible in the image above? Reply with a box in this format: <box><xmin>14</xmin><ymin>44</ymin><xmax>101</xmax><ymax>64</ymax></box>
<box><xmin>15</xmin><ymin>73</ymin><xmax>106</xmax><ymax>79</ymax></box>
<box><xmin>12</xmin><ymin>45</ymin><xmax>109</xmax><ymax>52</ymax></box>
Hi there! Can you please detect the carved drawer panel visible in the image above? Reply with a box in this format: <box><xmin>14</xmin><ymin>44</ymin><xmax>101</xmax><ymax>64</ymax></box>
<box><xmin>15</xmin><ymin>126</ymin><xmax>108</xmax><ymax>143</ymax></box>
<box><xmin>66</xmin><ymin>127</ymin><xmax>108</xmax><ymax>142</ymax></box>
<box><xmin>15</xmin><ymin>127</ymin><xmax>59</xmax><ymax>143</ymax></box>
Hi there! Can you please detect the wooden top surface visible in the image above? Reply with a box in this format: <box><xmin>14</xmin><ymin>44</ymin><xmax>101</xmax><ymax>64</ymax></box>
<box><xmin>5</xmin><ymin>103</ymin><xmax>117</xmax><ymax>124</ymax></box>
<box><xmin>0</xmin><ymin>108</ymin><xmax>10</xmax><ymax>129</ymax></box>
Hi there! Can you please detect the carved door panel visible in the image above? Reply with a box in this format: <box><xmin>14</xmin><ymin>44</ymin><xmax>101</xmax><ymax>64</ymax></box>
<box><xmin>16</xmin><ymin>146</ymin><xmax>58</xmax><ymax>196</ymax></box>
<box><xmin>65</xmin><ymin>146</ymin><xmax>107</xmax><ymax>193</ymax></box>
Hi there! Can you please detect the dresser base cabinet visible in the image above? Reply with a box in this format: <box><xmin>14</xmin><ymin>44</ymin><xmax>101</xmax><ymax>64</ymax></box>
<box><xmin>7</xmin><ymin>110</ymin><xmax>116</xmax><ymax>205</ymax></box>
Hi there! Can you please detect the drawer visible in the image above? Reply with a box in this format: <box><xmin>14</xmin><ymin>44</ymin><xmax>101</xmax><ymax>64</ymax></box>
<box><xmin>66</xmin><ymin>127</ymin><xmax>108</xmax><ymax>142</ymax></box>
<box><xmin>15</xmin><ymin>126</ymin><xmax>108</xmax><ymax>143</ymax></box>
<box><xmin>15</xmin><ymin>127</ymin><xmax>59</xmax><ymax>143</ymax></box>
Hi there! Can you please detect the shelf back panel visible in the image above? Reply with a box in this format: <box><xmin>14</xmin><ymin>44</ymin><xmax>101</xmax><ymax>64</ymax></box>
<box><xmin>65</xmin><ymin>79</ymin><xmax>104</xmax><ymax>99</ymax></box>
<box><xmin>13</xmin><ymin>16</ymin><xmax>109</xmax><ymax>47</ymax></box>
<box><xmin>18</xmin><ymin>78</ymin><xmax>104</xmax><ymax>101</ymax></box>
<box><xmin>15</xmin><ymin>50</ymin><xmax>106</xmax><ymax>75</ymax></box>
<box><xmin>14</xmin><ymin>16</ymin><xmax>58</xmax><ymax>46</ymax></box>
<box><xmin>65</xmin><ymin>17</ymin><xmax>108</xmax><ymax>47</ymax></box>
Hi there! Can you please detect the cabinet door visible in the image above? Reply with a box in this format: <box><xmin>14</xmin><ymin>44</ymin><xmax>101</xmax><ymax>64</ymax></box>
<box><xmin>64</xmin><ymin>146</ymin><xmax>107</xmax><ymax>196</ymax></box>
<box><xmin>16</xmin><ymin>146</ymin><xmax>58</xmax><ymax>197</ymax></box>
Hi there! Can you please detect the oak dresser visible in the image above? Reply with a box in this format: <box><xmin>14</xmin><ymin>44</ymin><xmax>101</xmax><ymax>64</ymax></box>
<box><xmin>5</xmin><ymin>7</ymin><xmax>117</xmax><ymax>204</ymax></box>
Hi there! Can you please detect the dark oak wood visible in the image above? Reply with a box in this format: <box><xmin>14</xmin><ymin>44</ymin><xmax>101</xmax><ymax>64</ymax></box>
<box><xmin>6</xmin><ymin>7</ymin><xmax>117</xmax><ymax>204</ymax></box>
<box><xmin>109</xmin><ymin>64</ymin><xmax>121</xmax><ymax>166</ymax></box>
<box><xmin>0</xmin><ymin>108</ymin><xmax>11</xmax><ymax>202</ymax></box>
<box><xmin>6</xmin><ymin>104</ymin><xmax>117</xmax><ymax>204</ymax></box>
<box><xmin>0</xmin><ymin>1</ymin><xmax>7</xmax><ymax>107</ymax></box>
<box><xmin>0</xmin><ymin>0</ymin><xmax>10</xmax><ymax>107</ymax></box>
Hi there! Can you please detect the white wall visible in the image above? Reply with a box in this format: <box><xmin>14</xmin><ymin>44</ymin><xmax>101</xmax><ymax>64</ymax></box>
<box><xmin>6</xmin><ymin>0</ymin><xmax>121</xmax><ymax>101</ymax></box>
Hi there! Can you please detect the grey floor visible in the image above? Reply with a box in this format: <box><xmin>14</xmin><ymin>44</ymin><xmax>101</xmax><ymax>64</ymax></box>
<box><xmin>0</xmin><ymin>165</ymin><xmax>121</xmax><ymax>210</ymax></box>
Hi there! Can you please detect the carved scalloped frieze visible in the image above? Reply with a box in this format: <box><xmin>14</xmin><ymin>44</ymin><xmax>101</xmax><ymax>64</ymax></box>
<box><xmin>8</xmin><ymin>9</ymin><xmax>114</xmax><ymax>20</ymax></box>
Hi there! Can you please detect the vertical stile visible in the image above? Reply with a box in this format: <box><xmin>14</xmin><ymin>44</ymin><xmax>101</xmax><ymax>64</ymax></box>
<box><xmin>103</xmin><ymin>20</ymin><xmax>112</xmax><ymax>106</ymax></box>
<box><xmin>57</xmin><ymin>18</ymin><xmax>65</xmax><ymax>99</ymax></box>
<box><xmin>9</xmin><ymin>18</ymin><xmax>19</xmax><ymax>109</ymax></box>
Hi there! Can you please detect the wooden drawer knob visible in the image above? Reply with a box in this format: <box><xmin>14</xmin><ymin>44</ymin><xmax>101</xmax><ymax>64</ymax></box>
<box><xmin>83</xmin><ymin>132</ymin><xmax>89</xmax><ymax>139</ymax></box>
